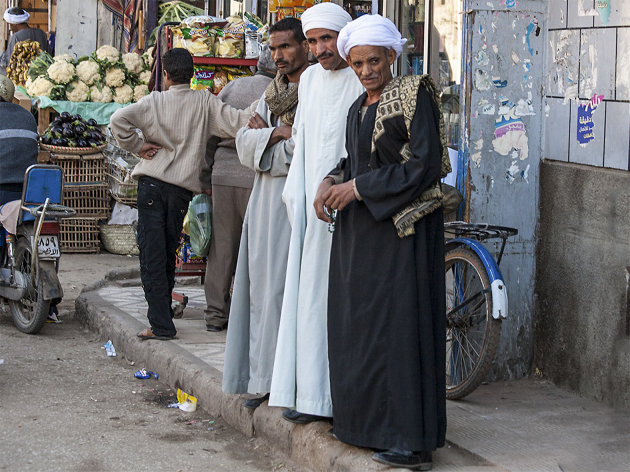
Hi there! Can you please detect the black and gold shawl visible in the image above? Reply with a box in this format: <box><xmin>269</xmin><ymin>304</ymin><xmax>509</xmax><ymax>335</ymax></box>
<box><xmin>371</xmin><ymin>74</ymin><xmax>451</xmax><ymax>238</ymax></box>
<box><xmin>264</xmin><ymin>74</ymin><xmax>299</xmax><ymax>126</ymax></box>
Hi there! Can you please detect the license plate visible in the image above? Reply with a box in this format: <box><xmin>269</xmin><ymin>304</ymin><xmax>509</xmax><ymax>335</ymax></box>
<box><xmin>38</xmin><ymin>235</ymin><xmax>60</xmax><ymax>258</ymax></box>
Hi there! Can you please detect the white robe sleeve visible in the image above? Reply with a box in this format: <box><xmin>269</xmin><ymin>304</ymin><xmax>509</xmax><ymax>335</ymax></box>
<box><xmin>235</xmin><ymin>93</ymin><xmax>293</xmax><ymax>177</ymax></box>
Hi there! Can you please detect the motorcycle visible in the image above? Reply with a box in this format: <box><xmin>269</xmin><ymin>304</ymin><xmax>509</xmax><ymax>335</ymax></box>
<box><xmin>0</xmin><ymin>165</ymin><xmax>75</xmax><ymax>334</ymax></box>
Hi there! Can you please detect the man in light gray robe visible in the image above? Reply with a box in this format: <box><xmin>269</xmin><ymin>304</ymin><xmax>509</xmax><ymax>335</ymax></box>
<box><xmin>222</xmin><ymin>18</ymin><xmax>309</xmax><ymax>406</ymax></box>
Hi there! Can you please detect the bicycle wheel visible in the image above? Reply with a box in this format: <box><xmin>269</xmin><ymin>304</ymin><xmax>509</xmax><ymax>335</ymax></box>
<box><xmin>444</xmin><ymin>246</ymin><xmax>501</xmax><ymax>400</ymax></box>
<box><xmin>8</xmin><ymin>237</ymin><xmax>50</xmax><ymax>334</ymax></box>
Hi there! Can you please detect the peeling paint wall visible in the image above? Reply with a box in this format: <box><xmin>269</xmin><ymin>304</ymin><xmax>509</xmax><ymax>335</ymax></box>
<box><xmin>462</xmin><ymin>0</ymin><xmax>546</xmax><ymax>380</ymax></box>
<box><xmin>536</xmin><ymin>0</ymin><xmax>630</xmax><ymax>409</ymax></box>
<box><xmin>544</xmin><ymin>0</ymin><xmax>630</xmax><ymax>168</ymax></box>
<box><xmin>55</xmin><ymin>0</ymin><xmax>98</xmax><ymax>58</ymax></box>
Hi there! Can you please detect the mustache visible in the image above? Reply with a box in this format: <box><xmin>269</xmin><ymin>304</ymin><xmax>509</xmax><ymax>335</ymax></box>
<box><xmin>316</xmin><ymin>52</ymin><xmax>334</xmax><ymax>61</ymax></box>
<box><xmin>275</xmin><ymin>60</ymin><xmax>288</xmax><ymax>67</ymax></box>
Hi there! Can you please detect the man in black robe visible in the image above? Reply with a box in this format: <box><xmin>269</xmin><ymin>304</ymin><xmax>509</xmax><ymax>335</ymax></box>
<box><xmin>313</xmin><ymin>14</ymin><xmax>448</xmax><ymax>471</ymax></box>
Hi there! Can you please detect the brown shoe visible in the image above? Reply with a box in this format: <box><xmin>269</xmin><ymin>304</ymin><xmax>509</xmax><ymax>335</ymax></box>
<box><xmin>136</xmin><ymin>327</ymin><xmax>175</xmax><ymax>340</ymax></box>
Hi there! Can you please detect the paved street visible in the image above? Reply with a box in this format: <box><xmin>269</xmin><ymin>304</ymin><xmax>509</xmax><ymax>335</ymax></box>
<box><xmin>2</xmin><ymin>253</ymin><xmax>630</xmax><ymax>472</ymax></box>
<box><xmin>0</xmin><ymin>254</ymin><xmax>296</xmax><ymax>472</ymax></box>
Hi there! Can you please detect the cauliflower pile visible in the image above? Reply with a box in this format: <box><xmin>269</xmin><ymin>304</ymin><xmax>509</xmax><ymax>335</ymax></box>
<box><xmin>26</xmin><ymin>44</ymin><xmax>153</xmax><ymax>103</ymax></box>
<box><xmin>122</xmin><ymin>52</ymin><xmax>144</xmax><ymax>74</ymax></box>
<box><xmin>133</xmin><ymin>84</ymin><xmax>149</xmax><ymax>102</ymax></box>
<box><xmin>90</xmin><ymin>85</ymin><xmax>113</xmax><ymax>103</ymax></box>
<box><xmin>95</xmin><ymin>45</ymin><xmax>121</xmax><ymax>64</ymax></box>
<box><xmin>105</xmin><ymin>66</ymin><xmax>126</xmax><ymax>88</ymax></box>
<box><xmin>76</xmin><ymin>59</ymin><xmax>101</xmax><ymax>85</ymax></box>
<box><xmin>26</xmin><ymin>76</ymin><xmax>55</xmax><ymax>97</ymax></box>
<box><xmin>113</xmin><ymin>84</ymin><xmax>133</xmax><ymax>104</ymax></box>
<box><xmin>66</xmin><ymin>80</ymin><xmax>90</xmax><ymax>102</ymax></box>
<box><xmin>47</xmin><ymin>60</ymin><xmax>76</xmax><ymax>84</ymax></box>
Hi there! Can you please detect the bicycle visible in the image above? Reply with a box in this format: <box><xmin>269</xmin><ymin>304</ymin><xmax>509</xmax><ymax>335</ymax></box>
<box><xmin>443</xmin><ymin>221</ymin><xmax>518</xmax><ymax>400</ymax></box>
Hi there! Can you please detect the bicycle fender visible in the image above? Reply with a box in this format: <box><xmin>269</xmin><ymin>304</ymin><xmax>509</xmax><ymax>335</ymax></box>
<box><xmin>446</xmin><ymin>238</ymin><xmax>508</xmax><ymax>319</ymax></box>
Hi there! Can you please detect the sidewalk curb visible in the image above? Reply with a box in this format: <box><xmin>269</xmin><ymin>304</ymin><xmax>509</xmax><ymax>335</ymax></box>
<box><xmin>75</xmin><ymin>279</ymin><xmax>381</xmax><ymax>472</ymax></box>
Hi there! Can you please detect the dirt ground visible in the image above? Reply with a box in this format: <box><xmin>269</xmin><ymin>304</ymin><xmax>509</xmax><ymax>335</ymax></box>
<box><xmin>0</xmin><ymin>253</ymin><xmax>296</xmax><ymax>472</ymax></box>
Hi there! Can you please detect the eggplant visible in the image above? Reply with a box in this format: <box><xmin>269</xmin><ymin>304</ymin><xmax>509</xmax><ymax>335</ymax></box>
<box><xmin>87</xmin><ymin>119</ymin><xmax>97</xmax><ymax>127</ymax></box>
<box><xmin>77</xmin><ymin>138</ymin><xmax>88</xmax><ymax>148</ymax></box>
<box><xmin>74</xmin><ymin>125</ymin><xmax>86</xmax><ymax>134</ymax></box>
<box><xmin>62</xmin><ymin>128</ymin><xmax>75</xmax><ymax>138</ymax></box>
<box><xmin>59</xmin><ymin>111</ymin><xmax>72</xmax><ymax>122</ymax></box>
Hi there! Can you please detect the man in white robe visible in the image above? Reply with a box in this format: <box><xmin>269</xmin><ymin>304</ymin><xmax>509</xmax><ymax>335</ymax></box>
<box><xmin>222</xmin><ymin>19</ymin><xmax>310</xmax><ymax>408</ymax></box>
<box><xmin>269</xmin><ymin>3</ymin><xmax>364</xmax><ymax>423</ymax></box>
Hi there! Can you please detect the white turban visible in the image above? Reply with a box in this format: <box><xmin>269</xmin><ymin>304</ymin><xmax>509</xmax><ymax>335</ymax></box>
<box><xmin>337</xmin><ymin>14</ymin><xmax>407</xmax><ymax>59</ymax></box>
<box><xmin>4</xmin><ymin>8</ymin><xmax>30</xmax><ymax>25</ymax></box>
<box><xmin>301</xmin><ymin>3</ymin><xmax>352</xmax><ymax>34</ymax></box>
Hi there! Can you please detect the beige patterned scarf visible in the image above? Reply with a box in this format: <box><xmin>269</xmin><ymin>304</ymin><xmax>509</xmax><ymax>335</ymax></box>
<box><xmin>372</xmin><ymin>74</ymin><xmax>451</xmax><ymax>238</ymax></box>
<box><xmin>264</xmin><ymin>74</ymin><xmax>299</xmax><ymax>126</ymax></box>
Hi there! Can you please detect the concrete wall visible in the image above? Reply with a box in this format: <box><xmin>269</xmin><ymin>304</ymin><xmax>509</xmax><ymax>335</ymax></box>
<box><xmin>461</xmin><ymin>0</ymin><xmax>546</xmax><ymax>380</ymax></box>
<box><xmin>536</xmin><ymin>161</ymin><xmax>630</xmax><ymax>410</ymax></box>
<box><xmin>535</xmin><ymin>1</ymin><xmax>630</xmax><ymax>410</ymax></box>
<box><xmin>55</xmin><ymin>0</ymin><xmax>98</xmax><ymax>58</ymax></box>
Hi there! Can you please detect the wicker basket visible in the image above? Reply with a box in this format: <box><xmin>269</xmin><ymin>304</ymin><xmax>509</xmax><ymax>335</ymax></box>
<box><xmin>41</xmin><ymin>143</ymin><xmax>107</xmax><ymax>155</ymax></box>
<box><xmin>50</xmin><ymin>152</ymin><xmax>107</xmax><ymax>185</ymax></box>
<box><xmin>99</xmin><ymin>224</ymin><xmax>139</xmax><ymax>256</ymax></box>
<box><xmin>63</xmin><ymin>184</ymin><xmax>111</xmax><ymax>217</ymax></box>
<box><xmin>105</xmin><ymin>155</ymin><xmax>138</xmax><ymax>208</ymax></box>
<box><xmin>60</xmin><ymin>217</ymin><xmax>101</xmax><ymax>253</ymax></box>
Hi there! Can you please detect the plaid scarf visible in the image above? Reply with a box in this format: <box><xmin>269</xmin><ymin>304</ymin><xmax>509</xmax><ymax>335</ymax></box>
<box><xmin>264</xmin><ymin>74</ymin><xmax>298</xmax><ymax>126</ymax></box>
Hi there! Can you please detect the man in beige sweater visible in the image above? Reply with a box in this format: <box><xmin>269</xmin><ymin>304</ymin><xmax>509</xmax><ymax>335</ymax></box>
<box><xmin>110</xmin><ymin>48</ymin><xmax>252</xmax><ymax>340</ymax></box>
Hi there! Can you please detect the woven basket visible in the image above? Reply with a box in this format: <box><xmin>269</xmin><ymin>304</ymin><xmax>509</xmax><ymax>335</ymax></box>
<box><xmin>41</xmin><ymin>143</ymin><xmax>107</xmax><ymax>155</ymax></box>
<box><xmin>99</xmin><ymin>224</ymin><xmax>139</xmax><ymax>256</ymax></box>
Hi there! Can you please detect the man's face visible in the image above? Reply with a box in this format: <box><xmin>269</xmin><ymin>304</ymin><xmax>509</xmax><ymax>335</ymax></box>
<box><xmin>347</xmin><ymin>46</ymin><xmax>396</xmax><ymax>93</ymax></box>
<box><xmin>268</xmin><ymin>30</ymin><xmax>308</xmax><ymax>78</ymax></box>
<box><xmin>305</xmin><ymin>28</ymin><xmax>344</xmax><ymax>71</ymax></box>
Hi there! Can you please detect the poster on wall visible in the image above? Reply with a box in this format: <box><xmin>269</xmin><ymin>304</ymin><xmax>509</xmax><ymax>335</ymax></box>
<box><xmin>577</xmin><ymin>93</ymin><xmax>604</xmax><ymax>145</ymax></box>
<box><xmin>269</xmin><ymin>0</ymin><xmax>330</xmax><ymax>18</ymax></box>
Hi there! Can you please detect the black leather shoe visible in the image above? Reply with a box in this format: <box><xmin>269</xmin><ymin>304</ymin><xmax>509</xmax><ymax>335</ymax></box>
<box><xmin>206</xmin><ymin>324</ymin><xmax>224</xmax><ymax>332</ymax></box>
<box><xmin>281</xmin><ymin>409</ymin><xmax>330</xmax><ymax>424</ymax></box>
<box><xmin>242</xmin><ymin>393</ymin><xmax>269</xmax><ymax>410</ymax></box>
<box><xmin>372</xmin><ymin>449</ymin><xmax>432</xmax><ymax>470</ymax></box>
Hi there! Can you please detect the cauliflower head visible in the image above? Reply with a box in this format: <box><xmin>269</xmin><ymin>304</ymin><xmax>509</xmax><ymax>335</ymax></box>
<box><xmin>90</xmin><ymin>85</ymin><xmax>113</xmax><ymax>103</ymax></box>
<box><xmin>139</xmin><ymin>70</ymin><xmax>152</xmax><ymax>85</ymax></box>
<box><xmin>105</xmin><ymin>66</ymin><xmax>126</xmax><ymax>88</ymax></box>
<box><xmin>76</xmin><ymin>59</ymin><xmax>101</xmax><ymax>85</ymax></box>
<box><xmin>53</xmin><ymin>54</ymin><xmax>74</xmax><ymax>63</ymax></box>
<box><xmin>47</xmin><ymin>60</ymin><xmax>76</xmax><ymax>84</ymax></box>
<box><xmin>66</xmin><ymin>80</ymin><xmax>90</xmax><ymax>102</ymax></box>
<box><xmin>133</xmin><ymin>84</ymin><xmax>149</xmax><ymax>102</ymax></box>
<box><xmin>142</xmin><ymin>47</ymin><xmax>155</xmax><ymax>69</ymax></box>
<box><xmin>95</xmin><ymin>45</ymin><xmax>120</xmax><ymax>63</ymax></box>
<box><xmin>122</xmin><ymin>52</ymin><xmax>144</xmax><ymax>74</ymax></box>
<box><xmin>26</xmin><ymin>76</ymin><xmax>55</xmax><ymax>97</ymax></box>
<box><xmin>113</xmin><ymin>84</ymin><xmax>133</xmax><ymax>104</ymax></box>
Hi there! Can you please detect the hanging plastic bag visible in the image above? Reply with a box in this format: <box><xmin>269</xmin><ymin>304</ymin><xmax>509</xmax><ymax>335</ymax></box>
<box><xmin>187</xmin><ymin>194</ymin><xmax>212</xmax><ymax>257</ymax></box>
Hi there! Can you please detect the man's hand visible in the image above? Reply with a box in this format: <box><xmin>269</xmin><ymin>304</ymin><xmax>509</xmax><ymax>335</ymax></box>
<box><xmin>139</xmin><ymin>142</ymin><xmax>161</xmax><ymax>160</ymax></box>
<box><xmin>248</xmin><ymin>113</ymin><xmax>269</xmax><ymax>129</ymax></box>
<box><xmin>266</xmin><ymin>125</ymin><xmax>293</xmax><ymax>149</ymax></box>
<box><xmin>323</xmin><ymin>180</ymin><xmax>356</xmax><ymax>213</ymax></box>
<box><xmin>202</xmin><ymin>188</ymin><xmax>212</xmax><ymax>199</ymax></box>
<box><xmin>314</xmin><ymin>177</ymin><xmax>335</xmax><ymax>222</ymax></box>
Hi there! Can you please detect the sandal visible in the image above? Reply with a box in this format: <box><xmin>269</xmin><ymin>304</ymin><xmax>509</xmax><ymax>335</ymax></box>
<box><xmin>136</xmin><ymin>327</ymin><xmax>175</xmax><ymax>341</ymax></box>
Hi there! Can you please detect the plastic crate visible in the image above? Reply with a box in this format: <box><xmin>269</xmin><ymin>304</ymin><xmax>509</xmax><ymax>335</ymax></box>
<box><xmin>49</xmin><ymin>152</ymin><xmax>107</xmax><ymax>185</ymax></box>
<box><xmin>60</xmin><ymin>217</ymin><xmax>101</xmax><ymax>253</ymax></box>
<box><xmin>63</xmin><ymin>184</ymin><xmax>111</xmax><ymax>217</ymax></box>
